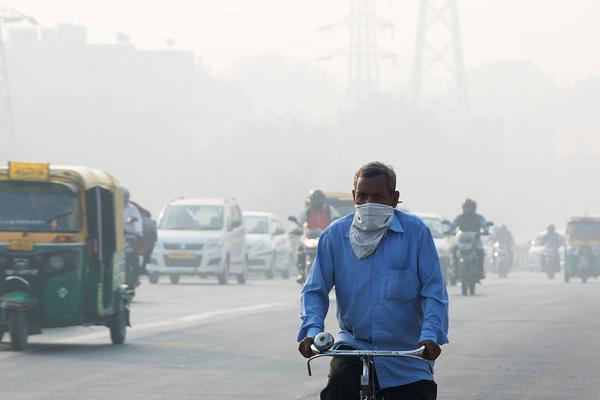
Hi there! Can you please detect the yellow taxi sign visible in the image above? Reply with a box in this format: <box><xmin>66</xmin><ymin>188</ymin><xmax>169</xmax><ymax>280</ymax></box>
<box><xmin>8</xmin><ymin>161</ymin><xmax>49</xmax><ymax>180</ymax></box>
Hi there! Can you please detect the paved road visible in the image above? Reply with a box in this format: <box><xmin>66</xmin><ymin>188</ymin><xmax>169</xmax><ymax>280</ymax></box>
<box><xmin>1</xmin><ymin>271</ymin><xmax>599</xmax><ymax>400</ymax></box>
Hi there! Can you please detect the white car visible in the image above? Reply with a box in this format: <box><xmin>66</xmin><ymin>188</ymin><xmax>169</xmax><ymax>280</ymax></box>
<box><xmin>243</xmin><ymin>212</ymin><xmax>293</xmax><ymax>279</ymax></box>
<box><xmin>413</xmin><ymin>213</ymin><xmax>453</xmax><ymax>283</ymax></box>
<box><xmin>147</xmin><ymin>198</ymin><xmax>247</xmax><ymax>285</ymax></box>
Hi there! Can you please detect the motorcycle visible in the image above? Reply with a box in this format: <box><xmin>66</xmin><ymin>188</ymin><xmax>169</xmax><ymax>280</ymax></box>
<box><xmin>288</xmin><ymin>216</ymin><xmax>322</xmax><ymax>285</ymax></box>
<box><xmin>455</xmin><ymin>231</ymin><xmax>481</xmax><ymax>296</ymax></box>
<box><xmin>541</xmin><ymin>243</ymin><xmax>560</xmax><ymax>280</ymax></box>
<box><xmin>492</xmin><ymin>241</ymin><xmax>512</xmax><ymax>278</ymax></box>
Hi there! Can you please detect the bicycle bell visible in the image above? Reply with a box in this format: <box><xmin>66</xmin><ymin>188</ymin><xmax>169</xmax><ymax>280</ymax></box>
<box><xmin>313</xmin><ymin>332</ymin><xmax>334</xmax><ymax>352</ymax></box>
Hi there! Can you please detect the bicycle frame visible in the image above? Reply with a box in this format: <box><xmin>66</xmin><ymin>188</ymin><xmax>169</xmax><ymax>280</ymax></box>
<box><xmin>307</xmin><ymin>346</ymin><xmax>427</xmax><ymax>400</ymax></box>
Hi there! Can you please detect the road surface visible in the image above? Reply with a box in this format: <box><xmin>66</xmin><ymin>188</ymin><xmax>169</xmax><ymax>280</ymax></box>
<box><xmin>1</xmin><ymin>271</ymin><xmax>598</xmax><ymax>400</ymax></box>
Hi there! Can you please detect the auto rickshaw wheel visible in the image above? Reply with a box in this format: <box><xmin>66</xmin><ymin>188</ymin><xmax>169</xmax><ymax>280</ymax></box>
<box><xmin>8</xmin><ymin>311</ymin><xmax>28</xmax><ymax>351</ymax></box>
<box><xmin>149</xmin><ymin>272</ymin><xmax>160</xmax><ymax>284</ymax></box>
<box><xmin>169</xmin><ymin>274</ymin><xmax>180</xmax><ymax>284</ymax></box>
<box><xmin>110</xmin><ymin>308</ymin><xmax>127</xmax><ymax>345</ymax></box>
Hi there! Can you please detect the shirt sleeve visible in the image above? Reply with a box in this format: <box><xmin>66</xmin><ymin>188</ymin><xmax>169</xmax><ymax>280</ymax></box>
<box><xmin>297</xmin><ymin>229</ymin><xmax>335</xmax><ymax>341</ymax></box>
<box><xmin>416</xmin><ymin>225</ymin><xmax>449</xmax><ymax>345</ymax></box>
<box><xmin>297</xmin><ymin>209</ymin><xmax>308</xmax><ymax>225</ymax></box>
<box><xmin>447</xmin><ymin>216</ymin><xmax>459</xmax><ymax>233</ymax></box>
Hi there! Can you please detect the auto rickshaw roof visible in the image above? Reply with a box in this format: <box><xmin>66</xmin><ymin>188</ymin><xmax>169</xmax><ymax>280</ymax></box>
<box><xmin>0</xmin><ymin>163</ymin><xmax>121</xmax><ymax>191</ymax></box>
<box><xmin>567</xmin><ymin>216</ymin><xmax>600</xmax><ymax>223</ymax></box>
<box><xmin>325</xmin><ymin>192</ymin><xmax>353</xmax><ymax>199</ymax></box>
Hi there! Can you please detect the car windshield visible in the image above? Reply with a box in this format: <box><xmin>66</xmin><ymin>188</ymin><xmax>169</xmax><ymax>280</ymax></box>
<box><xmin>244</xmin><ymin>216</ymin><xmax>270</xmax><ymax>234</ymax></box>
<box><xmin>567</xmin><ymin>221</ymin><xmax>600</xmax><ymax>241</ymax></box>
<box><xmin>422</xmin><ymin>217</ymin><xmax>444</xmax><ymax>238</ymax></box>
<box><xmin>159</xmin><ymin>205</ymin><xmax>223</xmax><ymax>231</ymax></box>
<box><xmin>0</xmin><ymin>181</ymin><xmax>82</xmax><ymax>233</ymax></box>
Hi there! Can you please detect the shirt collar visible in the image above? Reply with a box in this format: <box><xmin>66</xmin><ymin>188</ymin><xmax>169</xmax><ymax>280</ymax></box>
<box><xmin>345</xmin><ymin>210</ymin><xmax>404</xmax><ymax>237</ymax></box>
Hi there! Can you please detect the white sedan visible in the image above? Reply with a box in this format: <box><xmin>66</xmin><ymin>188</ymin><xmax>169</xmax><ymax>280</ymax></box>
<box><xmin>243</xmin><ymin>212</ymin><xmax>294</xmax><ymax>279</ymax></box>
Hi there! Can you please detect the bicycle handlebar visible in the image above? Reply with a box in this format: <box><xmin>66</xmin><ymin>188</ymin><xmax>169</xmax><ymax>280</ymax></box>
<box><xmin>307</xmin><ymin>346</ymin><xmax>426</xmax><ymax>376</ymax></box>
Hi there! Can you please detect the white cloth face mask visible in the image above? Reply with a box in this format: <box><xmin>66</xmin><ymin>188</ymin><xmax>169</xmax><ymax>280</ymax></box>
<box><xmin>349</xmin><ymin>202</ymin><xmax>394</xmax><ymax>259</ymax></box>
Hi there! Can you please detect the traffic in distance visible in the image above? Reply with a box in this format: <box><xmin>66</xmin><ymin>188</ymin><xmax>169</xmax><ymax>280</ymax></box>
<box><xmin>1</xmin><ymin>161</ymin><xmax>597</xmax><ymax>351</ymax></box>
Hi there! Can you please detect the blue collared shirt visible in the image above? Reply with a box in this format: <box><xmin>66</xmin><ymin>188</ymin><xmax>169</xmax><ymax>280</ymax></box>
<box><xmin>297</xmin><ymin>210</ymin><xmax>449</xmax><ymax>389</ymax></box>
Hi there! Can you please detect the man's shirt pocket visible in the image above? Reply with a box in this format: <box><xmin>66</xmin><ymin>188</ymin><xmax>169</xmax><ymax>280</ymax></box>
<box><xmin>384</xmin><ymin>264</ymin><xmax>419</xmax><ymax>302</ymax></box>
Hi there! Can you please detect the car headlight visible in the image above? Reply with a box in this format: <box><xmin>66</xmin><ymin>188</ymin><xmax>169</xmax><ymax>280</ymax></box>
<box><xmin>304</xmin><ymin>238</ymin><xmax>319</xmax><ymax>249</ymax></box>
<box><xmin>48</xmin><ymin>254</ymin><xmax>65</xmax><ymax>271</ymax></box>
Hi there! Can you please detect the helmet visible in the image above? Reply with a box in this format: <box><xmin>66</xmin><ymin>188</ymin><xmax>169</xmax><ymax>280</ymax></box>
<box><xmin>462</xmin><ymin>198</ymin><xmax>477</xmax><ymax>214</ymax></box>
<box><xmin>308</xmin><ymin>189</ymin><xmax>326</xmax><ymax>209</ymax></box>
<box><xmin>547</xmin><ymin>224</ymin><xmax>556</xmax><ymax>233</ymax></box>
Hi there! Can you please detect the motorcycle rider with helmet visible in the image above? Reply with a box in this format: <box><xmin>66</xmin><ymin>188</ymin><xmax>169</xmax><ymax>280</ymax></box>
<box><xmin>446</xmin><ymin>199</ymin><xmax>490</xmax><ymax>281</ymax></box>
<box><xmin>123</xmin><ymin>188</ymin><xmax>143</xmax><ymax>287</ymax></box>
<box><xmin>294</xmin><ymin>190</ymin><xmax>340</xmax><ymax>283</ymax></box>
<box><xmin>296</xmin><ymin>189</ymin><xmax>340</xmax><ymax>230</ymax></box>
<box><xmin>491</xmin><ymin>224</ymin><xmax>515</xmax><ymax>268</ymax></box>
<box><xmin>540</xmin><ymin>224</ymin><xmax>563</xmax><ymax>247</ymax></box>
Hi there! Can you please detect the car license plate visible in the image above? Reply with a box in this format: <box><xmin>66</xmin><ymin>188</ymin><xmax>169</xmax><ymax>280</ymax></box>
<box><xmin>168</xmin><ymin>252</ymin><xmax>195</xmax><ymax>260</ymax></box>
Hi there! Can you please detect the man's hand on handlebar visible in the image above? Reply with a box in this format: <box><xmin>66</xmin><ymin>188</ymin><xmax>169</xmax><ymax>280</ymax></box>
<box><xmin>418</xmin><ymin>340</ymin><xmax>441</xmax><ymax>360</ymax></box>
<box><xmin>298</xmin><ymin>337</ymin><xmax>315</xmax><ymax>358</ymax></box>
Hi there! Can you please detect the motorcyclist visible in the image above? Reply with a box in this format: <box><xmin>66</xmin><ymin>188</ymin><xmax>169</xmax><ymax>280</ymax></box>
<box><xmin>296</xmin><ymin>189</ymin><xmax>340</xmax><ymax>230</ymax></box>
<box><xmin>123</xmin><ymin>188</ymin><xmax>143</xmax><ymax>237</ymax></box>
<box><xmin>540</xmin><ymin>224</ymin><xmax>563</xmax><ymax>247</ymax></box>
<box><xmin>123</xmin><ymin>188</ymin><xmax>143</xmax><ymax>287</ymax></box>
<box><xmin>446</xmin><ymin>198</ymin><xmax>490</xmax><ymax>280</ymax></box>
<box><xmin>492</xmin><ymin>224</ymin><xmax>514</xmax><ymax>266</ymax></box>
<box><xmin>294</xmin><ymin>190</ymin><xmax>340</xmax><ymax>283</ymax></box>
<box><xmin>130</xmin><ymin>200</ymin><xmax>157</xmax><ymax>275</ymax></box>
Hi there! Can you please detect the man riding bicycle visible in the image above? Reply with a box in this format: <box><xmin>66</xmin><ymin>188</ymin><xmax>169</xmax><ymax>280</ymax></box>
<box><xmin>297</xmin><ymin>162</ymin><xmax>449</xmax><ymax>400</ymax></box>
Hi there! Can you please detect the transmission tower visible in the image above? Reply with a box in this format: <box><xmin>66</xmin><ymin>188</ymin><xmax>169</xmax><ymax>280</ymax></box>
<box><xmin>0</xmin><ymin>5</ymin><xmax>37</xmax><ymax>156</ymax></box>
<box><xmin>347</xmin><ymin>0</ymin><xmax>380</xmax><ymax>106</ymax></box>
<box><xmin>410</xmin><ymin>0</ymin><xmax>468</xmax><ymax>115</ymax></box>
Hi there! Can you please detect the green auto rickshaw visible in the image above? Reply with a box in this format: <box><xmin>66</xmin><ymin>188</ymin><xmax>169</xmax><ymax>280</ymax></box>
<box><xmin>0</xmin><ymin>162</ymin><xmax>131</xmax><ymax>350</ymax></box>
<box><xmin>564</xmin><ymin>216</ymin><xmax>600</xmax><ymax>283</ymax></box>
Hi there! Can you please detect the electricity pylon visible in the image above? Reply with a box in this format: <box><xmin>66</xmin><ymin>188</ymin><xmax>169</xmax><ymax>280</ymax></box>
<box><xmin>347</xmin><ymin>0</ymin><xmax>381</xmax><ymax>106</ymax></box>
<box><xmin>410</xmin><ymin>0</ymin><xmax>468</xmax><ymax>116</ymax></box>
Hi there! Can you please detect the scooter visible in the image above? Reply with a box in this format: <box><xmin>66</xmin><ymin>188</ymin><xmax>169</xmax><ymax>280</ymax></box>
<box><xmin>288</xmin><ymin>216</ymin><xmax>322</xmax><ymax>285</ymax></box>
<box><xmin>492</xmin><ymin>241</ymin><xmax>512</xmax><ymax>278</ymax></box>
<box><xmin>542</xmin><ymin>243</ymin><xmax>560</xmax><ymax>280</ymax></box>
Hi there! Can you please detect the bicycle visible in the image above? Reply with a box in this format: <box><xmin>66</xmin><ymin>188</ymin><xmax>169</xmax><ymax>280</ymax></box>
<box><xmin>306</xmin><ymin>332</ymin><xmax>427</xmax><ymax>400</ymax></box>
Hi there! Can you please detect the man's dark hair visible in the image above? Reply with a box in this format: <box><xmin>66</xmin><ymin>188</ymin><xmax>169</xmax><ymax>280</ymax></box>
<box><xmin>353</xmin><ymin>162</ymin><xmax>396</xmax><ymax>193</ymax></box>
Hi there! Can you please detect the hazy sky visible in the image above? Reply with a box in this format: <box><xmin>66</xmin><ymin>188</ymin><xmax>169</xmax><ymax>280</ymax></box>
<box><xmin>13</xmin><ymin>0</ymin><xmax>600</xmax><ymax>85</ymax></box>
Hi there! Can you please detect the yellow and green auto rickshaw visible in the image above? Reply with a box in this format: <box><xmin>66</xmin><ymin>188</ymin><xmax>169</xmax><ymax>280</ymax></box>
<box><xmin>564</xmin><ymin>216</ymin><xmax>600</xmax><ymax>283</ymax></box>
<box><xmin>0</xmin><ymin>162</ymin><xmax>131</xmax><ymax>350</ymax></box>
